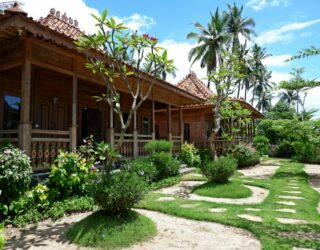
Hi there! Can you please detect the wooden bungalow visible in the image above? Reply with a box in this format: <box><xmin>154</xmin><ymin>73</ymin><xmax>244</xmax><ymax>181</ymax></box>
<box><xmin>0</xmin><ymin>5</ymin><xmax>263</xmax><ymax>171</ymax></box>
<box><xmin>0</xmin><ymin>6</ymin><xmax>203</xmax><ymax>170</ymax></box>
<box><xmin>156</xmin><ymin>72</ymin><xmax>264</xmax><ymax>152</ymax></box>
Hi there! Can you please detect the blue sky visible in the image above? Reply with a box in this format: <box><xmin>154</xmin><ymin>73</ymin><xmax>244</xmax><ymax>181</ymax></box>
<box><xmin>17</xmin><ymin>0</ymin><xmax>320</xmax><ymax>116</ymax></box>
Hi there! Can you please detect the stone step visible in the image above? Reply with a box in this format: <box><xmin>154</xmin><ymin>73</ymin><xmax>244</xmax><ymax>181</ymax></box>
<box><xmin>179</xmin><ymin>167</ymin><xmax>196</xmax><ymax>175</ymax></box>
<box><xmin>180</xmin><ymin>164</ymin><xmax>188</xmax><ymax>169</ymax></box>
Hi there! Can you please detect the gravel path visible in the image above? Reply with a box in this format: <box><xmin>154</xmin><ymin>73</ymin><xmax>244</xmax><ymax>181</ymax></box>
<box><xmin>304</xmin><ymin>164</ymin><xmax>320</xmax><ymax>214</ymax></box>
<box><xmin>238</xmin><ymin>165</ymin><xmax>279</xmax><ymax>179</ymax></box>
<box><xmin>4</xmin><ymin>209</ymin><xmax>261</xmax><ymax>250</ymax></box>
<box><xmin>127</xmin><ymin>209</ymin><xmax>261</xmax><ymax>250</ymax></box>
<box><xmin>157</xmin><ymin>181</ymin><xmax>269</xmax><ymax>205</ymax></box>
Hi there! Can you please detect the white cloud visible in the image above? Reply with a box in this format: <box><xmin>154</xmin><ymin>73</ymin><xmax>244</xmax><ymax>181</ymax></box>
<box><xmin>158</xmin><ymin>40</ymin><xmax>207</xmax><ymax>85</ymax></box>
<box><xmin>16</xmin><ymin>0</ymin><xmax>155</xmax><ymax>34</ymax></box>
<box><xmin>263</xmin><ymin>54</ymin><xmax>291</xmax><ymax>67</ymax></box>
<box><xmin>246</xmin><ymin>0</ymin><xmax>289</xmax><ymax>11</ymax></box>
<box><xmin>256</xmin><ymin>19</ymin><xmax>320</xmax><ymax>45</ymax></box>
<box><xmin>119</xmin><ymin>13</ymin><xmax>155</xmax><ymax>32</ymax></box>
<box><xmin>270</xmin><ymin>71</ymin><xmax>291</xmax><ymax>83</ymax></box>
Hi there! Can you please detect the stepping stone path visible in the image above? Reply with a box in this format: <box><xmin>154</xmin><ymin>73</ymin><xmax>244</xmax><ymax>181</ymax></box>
<box><xmin>283</xmin><ymin>191</ymin><xmax>302</xmax><ymax>194</ymax></box>
<box><xmin>157</xmin><ymin>197</ymin><xmax>175</xmax><ymax>202</ymax></box>
<box><xmin>180</xmin><ymin>204</ymin><xmax>200</xmax><ymax>208</ymax></box>
<box><xmin>276</xmin><ymin>201</ymin><xmax>296</xmax><ymax>206</ymax></box>
<box><xmin>245</xmin><ymin>208</ymin><xmax>261</xmax><ymax>212</ymax></box>
<box><xmin>276</xmin><ymin>217</ymin><xmax>307</xmax><ymax>224</ymax></box>
<box><xmin>237</xmin><ymin>214</ymin><xmax>263</xmax><ymax>222</ymax></box>
<box><xmin>278</xmin><ymin>195</ymin><xmax>304</xmax><ymax>200</ymax></box>
<box><xmin>288</xmin><ymin>186</ymin><xmax>300</xmax><ymax>189</ymax></box>
<box><xmin>275</xmin><ymin>208</ymin><xmax>296</xmax><ymax>213</ymax></box>
<box><xmin>208</xmin><ymin>208</ymin><xmax>227</xmax><ymax>213</ymax></box>
<box><xmin>243</xmin><ymin>180</ymin><xmax>254</xmax><ymax>183</ymax></box>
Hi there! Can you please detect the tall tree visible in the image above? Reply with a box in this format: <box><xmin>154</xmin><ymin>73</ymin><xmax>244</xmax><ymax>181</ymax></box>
<box><xmin>256</xmin><ymin>90</ymin><xmax>273</xmax><ymax>113</ymax></box>
<box><xmin>76</xmin><ymin>10</ymin><xmax>175</xmax><ymax>147</ymax></box>
<box><xmin>187</xmin><ymin>8</ymin><xmax>230</xmax><ymax>87</ymax></box>
<box><xmin>225</xmin><ymin>3</ymin><xmax>255</xmax><ymax>53</ymax></box>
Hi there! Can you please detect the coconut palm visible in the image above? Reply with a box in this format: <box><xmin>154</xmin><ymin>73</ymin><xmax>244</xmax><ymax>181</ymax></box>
<box><xmin>256</xmin><ymin>90</ymin><xmax>273</xmax><ymax>113</ymax></box>
<box><xmin>278</xmin><ymin>89</ymin><xmax>301</xmax><ymax>107</ymax></box>
<box><xmin>225</xmin><ymin>3</ymin><xmax>255</xmax><ymax>53</ymax></box>
<box><xmin>187</xmin><ymin>8</ymin><xmax>230</xmax><ymax>87</ymax></box>
<box><xmin>253</xmin><ymin>67</ymin><xmax>273</xmax><ymax>109</ymax></box>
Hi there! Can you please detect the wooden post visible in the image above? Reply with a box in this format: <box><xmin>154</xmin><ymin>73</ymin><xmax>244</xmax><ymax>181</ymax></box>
<box><xmin>179</xmin><ymin>107</ymin><xmax>183</xmax><ymax>146</ymax></box>
<box><xmin>18</xmin><ymin>39</ymin><xmax>32</xmax><ymax>155</ymax></box>
<box><xmin>168</xmin><ymin>104</ymin><xmax>172</xmax><ymax>142</ymax></box>
<box><xmin>70</xmin><ymin>60</ymin><xmax>77</xmax><ymax>151</ymax></box>
<box><xmin>133</xmin><ymin>110</ymin><xmax>138</xmax><ymax>158</ymax></box>
<box><xmin>152</xmin><ymin>99</ymin><xmax>155</xmax><ymax>140</ymax></box>
<box><xmin>108</xmin><ymin>106</ymin><xmax>114</xmax><ymax>147</ymax></box>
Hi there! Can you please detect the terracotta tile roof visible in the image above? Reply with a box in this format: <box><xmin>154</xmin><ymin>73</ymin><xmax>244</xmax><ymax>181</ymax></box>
<box><xmin>177</xmin><ymin>71</ymin><xmax>214</xmax><ymax>101</ymax></box>
<box><xmin>38</xmin><ymin>8</ymin><xmax>83</xmax><ymax>40</ymax></box>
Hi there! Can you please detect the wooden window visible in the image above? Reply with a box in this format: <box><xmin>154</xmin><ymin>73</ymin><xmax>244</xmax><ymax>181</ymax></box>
<box><xmin>142</xmin><ymin>117</ymin><xmax>149</xmax><ymax>134</ymax></box>
<box><xmin>184</xmin><ymin>123</ymin><xmax>190</xmax><ymax>142</ymax></box>
<box><xmin>3</xmin><ymin>95</ymin><xmax>20</xmax><ymax>129</ymax></box>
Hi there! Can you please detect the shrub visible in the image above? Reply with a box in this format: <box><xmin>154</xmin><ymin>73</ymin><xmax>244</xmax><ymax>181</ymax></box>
<box><xmin>293</xmin><ymin>141</ymin><xmax>320</xmax><ymax>163</ymax></box>
<box><xmin>91</xmin><ymin>170</ymin><xmax>147</xmax><ymax>214</ymax></box>
<box><xmin>253</xmin><ymin>135</ymin><xmax>270</xmax><ymax>155</ymax></box>
<box><xmin>0</xmin><ymin>223</ymin><xmax>4</xmax><ymax>250</ymax></box>
<box><xmin>148</xmin><ymin>152</ymin><xmax>180</xmax><ymax>180</ymax></box>
<box><xmin>144</xmin><ymin>140</ymin><xmax>173</xmax><ymax>153</ymax></box>
<box><xmin>130</xmin><ymin>158</ymin><xmax>158</xmax><ymax>183</ymax></box>
<box><xmin>230</xmin><ymin>143</ymin><xmax>260</xmax><ymax>168</ymax></box>
<box><xmin>198</xmin><ymin>148</ymin><xmax>213</xmax><ymax>163</ymax></box>
<box><xmin>179</xmin><ymin>143</ymin><xmax>201</xmax><ymax>167</ymax></box>
<box><xmin>49</xmin><ymin>151</ymin><xmax>96</xmax><ymax>199</ymax></box>
<box><xmin>200</xmin><ymin>156</ymin><xmax>236</xmax><ymax>183</ymax></box>
<box><xmin>0</xmin><ymin>145</ymin><xmax>32</xmax><ymax>205</ymax></box>
<box><xmin>9</xmin><ymin>184</ymin><xmax>50</xmax><ymax>217</ymax></box>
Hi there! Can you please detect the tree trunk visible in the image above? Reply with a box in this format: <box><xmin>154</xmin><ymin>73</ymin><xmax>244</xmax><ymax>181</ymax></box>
<box><xmin>209</xmin><ymin>95</ymin><xmax>222</xmax><ymax>160</ymax></box>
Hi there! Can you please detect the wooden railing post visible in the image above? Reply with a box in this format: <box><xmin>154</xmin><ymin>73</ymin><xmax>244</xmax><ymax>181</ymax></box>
<box><xmin>133</xmin><ymin>111</ymin><xmax>138</xmax><ymax>158</ymax></box>
<box><xmin>18</xmin><ymin>39</ymin><xmax>32</xmax><ymax>155</ymax></box>
<box><xmin>108</xmin><ymin>106</ymin><xmax>114</xmax><ymax>147</ymax></box>
<box><xmin>152</xmin><ymin>99</ymin><xmax>155</xmax><ymax>140</ymax></box>
<box><xmin>70</xmin><ymin>60</ymin><xmax>77</xmax><ymax>151</ymax></box>
<box><xmin>179</xmin><ymin>107</ymin><xmax>183</xmax><ymax>147</ymax></box>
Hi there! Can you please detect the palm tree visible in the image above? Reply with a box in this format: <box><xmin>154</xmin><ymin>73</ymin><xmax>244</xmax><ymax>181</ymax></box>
<box><xmin>187</xmin><ymin>8</ymin><xmax>230</xmax><ymax>87</ymax></box>
<box><xmin>250</xmin><ymin>44</ymin><xmax>271</xmax><ymax>105</ymax></box>
<box><xmin>278</xmin><ymin>89</ymin><xmax>301</xmax><ymax>107</ymax></box>
<box><xmin>225</xmin><ymin>3</ymin><xmax>255</xmax><ymax>53</ymax></box>
<box><xmin>256</xmin><ymin>90</ymin><xmax>273</xmax><ymax>113</ymax></box>
<box><xmin>253</xmin><ymin>67</ymin><xmax>273</xmax><ymax>109</ymax></box>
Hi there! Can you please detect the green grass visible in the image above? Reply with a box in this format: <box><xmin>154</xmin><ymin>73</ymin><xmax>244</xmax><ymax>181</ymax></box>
<box><xmin>192</xmin><ymin>181</ymin><xmax>252</xmax><ymax>198</ymax></box>
<box><xmin>181</xmin><ymin>172</ymin><xmax>207</xmax><ymax>181</ymax></box>
<box><xmin>136</xmin><ymin>160</ymin><xmax>320</xmax><ymax>250</ymax></box>
<box><xmin>66</xmin><ymin>210</ymin><xmax>156</xmax><ymax>249</ymax></box>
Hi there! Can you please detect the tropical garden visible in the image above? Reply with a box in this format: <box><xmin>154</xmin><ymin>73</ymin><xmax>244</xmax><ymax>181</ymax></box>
<box><xmin>1</xmin><ymin>3</ymin><xmax>320</xmax><ymax>250</ymax></box>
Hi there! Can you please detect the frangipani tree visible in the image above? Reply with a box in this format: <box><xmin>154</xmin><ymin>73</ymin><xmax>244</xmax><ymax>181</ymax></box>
<box><xmin>279</xmin><ymin>68</ymin><xmax>320</xmax><ymax>119</ymax></box>
<box><xmin>76</xmin><ymin>10</ymin><xmax>175</xmax><ymax>148</ymax></box>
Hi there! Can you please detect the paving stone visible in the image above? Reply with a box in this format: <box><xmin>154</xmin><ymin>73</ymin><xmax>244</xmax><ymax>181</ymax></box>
<box><xmin>237</xmin><ymin>214</ymin><xmax>263</xmax><ymax>222</ymax></box>
<box><xmin>278</xmin><ymin>195</ymin><xmax>304</xmax><ymax>200</ymax></box>
<box><xmin>157</xmin><ymin>197</ymin><xmax>175</xmax><ymax>202</ymax></box>
<box><xmin>288</xmin><ymin>186</ymin><xmax>300</xmax><ymax>189</ymax></box>
<box><xmin>243</xmin><ymin>179</ymin><xmax>254</xmax><ymax>183</ymax></box>
<box><xmin>275</xmin><ymin>208</ymin><xmax>296</xmax><ymax>213</ymax></box>
<box><xmin>276</xmin><ymin>201</ymin><xmax>296</xmax><ymax>206</ymax></box>
<box><xmin>276</xmin><ymin>217</ymin><xmax>307</xmax><ymax>224</ymax></box>
<box><xmin>283</xmin><ymin>190</ymin><xmax>302</xmax><ymax>194</ymax></box>
<box><xmin>180</xmin><ymin>204</ymin><xmax>200</xmax><ymax>208</ymax></box>
<box><xmin>208</xmin><ymin>208</ymin><xmax>227</xmax><ymax>213</ymax></box>
<box><xmin>245</xmin><ymin>208</ymin><xmax>261</xmax><ymax>212</ymax></box>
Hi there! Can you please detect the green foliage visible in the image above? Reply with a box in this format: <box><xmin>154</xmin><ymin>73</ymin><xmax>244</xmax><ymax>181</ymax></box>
<box><xmin>0</xmin><ymin>145</ymin><xmax>32</xmax><ymax>205</ymax></box>
<box><xmin>148</xmin><ymin>152</ymin><xmax>180</xmax><ymax>180</ymax></box>
<box><xmin>252</xmin><ymin>135</ymin><xmax>270</xmax><ymax>155</ymax></box>
<box><xmin>66</xmin><ymin>211</ymin><xmax>156</xmax><ymax>249</ymax></box>
<box><xmin>130</xmin><ymin>158</ymin><xmax>158</xmax><ymax>183</ymax></box>
<box><xmin>91</xmin><ymin>170</ymin><xmax>147</xmax><ymax>214</ymax></box>
<box><xmin>200</xmin><ymin>156</ymin><xmax>237</xmax><ymax>183</ymax></box>
<box><xmin>0</xmin><ymin>223</ymin><xmax>4</xmax><ymax>250</ymax></box>
<box><xmin>46</xmin><ymin>196</ymin><xmax>95</xmax><ymax>221</ymax></box>
<box><xmin>230</xmin><ymin>143</ymin><xmax>260</xmax><ymax>168</ymax></box>
<box><xmin>198</xmin><ymin>148</ymin><xmax>213</xmax><ymax>163</ymax></box>
<box><xmin>49</xmin><ymin>151</ymin><xmax>96</xmax><ymax>199</ymax></box>
<box><xmin>265</xmin><ymin>101</ymin><xmax>297</xmax><ymax>120</ymax></box>
<box><xmin>179</xmin><ymin>143</ymin><xmax>201</xmax><ymax>167</ymax></box>
<box><xmin>144</xmin><ymin>140</ymin><xmax>173</xmax><ymax>153</ymax></box>
<box><xmin>149</xmin><ymin>176</ymin><xmax>181</xmax><ymax>190</ymax></box>
<box><xmin>9</xmin><ymin>184</ymin><xmax>50</xmax><ymax>217</ymax></box>
<box><xmin>293</xmin><ymin>141</ymin><xmax>320</xmax><ymax>164</ymax></box>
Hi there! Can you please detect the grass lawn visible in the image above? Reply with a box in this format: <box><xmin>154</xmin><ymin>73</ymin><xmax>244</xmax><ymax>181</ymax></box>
<box><xmin>136</xmin><ymin>161</ymin><xmax>320</xmax><ymax>250</ymax></box>
<box><xmin>192</xmin><ymin>181</ymin><xmax>252</xmax><ymax>198</ymax></box>
<box><xmin>66</xmin><ymin>210</ymin><xmax>156</xmax><ymax>249</ymax></box>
